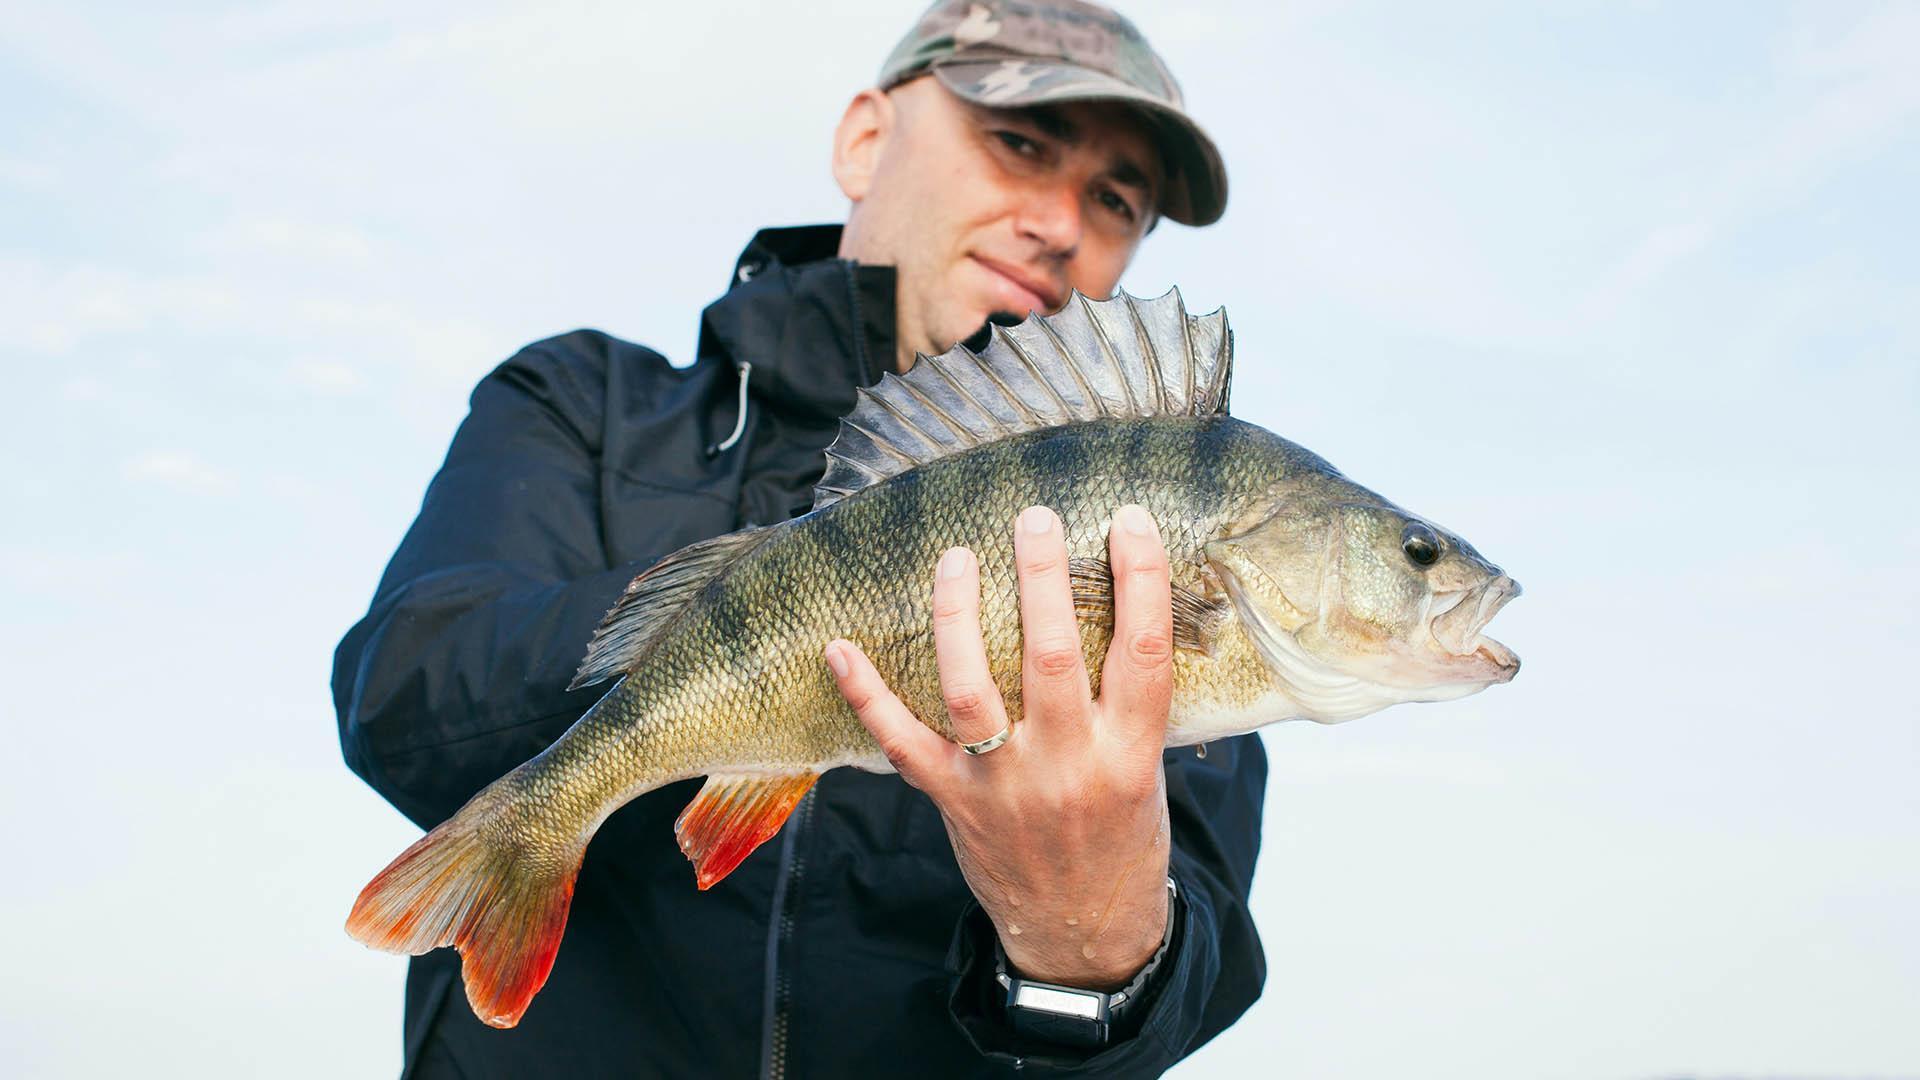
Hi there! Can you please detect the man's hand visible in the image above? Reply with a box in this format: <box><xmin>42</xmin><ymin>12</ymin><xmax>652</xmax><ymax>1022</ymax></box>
<box><xmin>824</xmin><ymin>503</ymin><xmax>1174</xmax><ymax>989</ymax></box>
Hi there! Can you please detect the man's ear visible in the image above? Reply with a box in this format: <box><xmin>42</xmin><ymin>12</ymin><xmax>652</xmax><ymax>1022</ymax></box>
<box><xmin>832</xmin><ymin>88</ymin><xmax>893</xmax><ymax>203</ymax></box>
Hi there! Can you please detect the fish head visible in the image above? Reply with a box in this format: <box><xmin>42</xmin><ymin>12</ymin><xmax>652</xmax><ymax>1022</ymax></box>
<box><xmin>1206</xmin><ymin>493</ymin><xmax>1521</xmax><ymax>722</ymax></box>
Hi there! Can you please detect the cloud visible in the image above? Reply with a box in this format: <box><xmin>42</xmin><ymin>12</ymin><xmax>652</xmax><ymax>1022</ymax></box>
<box><xmin>120</xmin><ymin>449</ymin><xmax>232</xmax><ymax>494</ymax></box>
<box><xmin>0</xmin><ymin>251</ymin><xmax>497</xmax><ymax>391</ymax></box>
<box><xmin>201</xmin><ymin>215</ymin><xmax>376</xmax><ymax>263</ymax></box>
<box><xmin>285</xmin><ymin>359</ymin><xmax>366</xmax><ymax>393</ymax></box>
<box><xmin>0</xmin><ymin>157</ymin><xmax>60</xmax><ymax>190</ymax></box>
<box><xmin>1576</xmin><ymin>220</ymin><xmax>1712</xmax><ymax>324</ymax></box>
<box><xmin>0</xmin><ymin>255</ymin><xmax>240</xmax><ymax>355</ymax></box>
<box><xmin>287</xmin><ymin>296</ymin><xmax>498</xmax><ymax>384</ymax></box>
<box><xmin>59</xmin><ymin>375</ymin><xmax>109</xmax><ymax>402</ymax></box>
<box><xmin>1573</xmin><ymin>6</ymin><xmax>1920</xmax><ymax>325</ymax></box>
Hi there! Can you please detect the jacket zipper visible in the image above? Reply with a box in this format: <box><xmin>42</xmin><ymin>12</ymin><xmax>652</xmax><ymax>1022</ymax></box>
<box><xmin>762</xmin><ymin>262</ymin><xmax>854</xmax><ymax>1080</ymax></box>
<box><xmin>842</xmin><ymin>261</ymin><xmax>877</xmax><ymax>386</ymax></box>
<box><xmin>760</xmin><ymin>788</ymin><xmax>816</xmax><ymax>1080</ymax></box>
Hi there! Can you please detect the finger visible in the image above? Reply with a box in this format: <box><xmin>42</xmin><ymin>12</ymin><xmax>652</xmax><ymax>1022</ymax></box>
<box><xmin>826</xmin><ymin>640</ymin><xmax>957</xmax><ymax>794</ymax></box>
<box><xmin>1012</xmin><ymin>505</ymin><xmax>1092</xmax><ymax>734</ymax></box>
<box><xmin>930</xmin><ymin>546</ymin><xmax>1013</xmax><ymax>751</ymax></box>
<box><xmin>1101</xmin><ymin>505</ymin><xmax>1174</xmax><ymax>746</ymax></box>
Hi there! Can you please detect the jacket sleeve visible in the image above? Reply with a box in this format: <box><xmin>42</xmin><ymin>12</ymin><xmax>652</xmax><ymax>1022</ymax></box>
<box><xmin>946</xmin><ymin>734</ymin><xmax>1269</xmax><ymax>1076</ymax></box>
<box><xmin>332</xmin><ymin>339</ymin><xmax>654</xmax><ymax>829</ymax></box>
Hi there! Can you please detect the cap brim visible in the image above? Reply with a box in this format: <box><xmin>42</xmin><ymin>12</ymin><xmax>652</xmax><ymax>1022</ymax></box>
<box><xmin>930</xmin><ymin>59</ymin><xmax>1227</xmax><ymax>227</ymax></box>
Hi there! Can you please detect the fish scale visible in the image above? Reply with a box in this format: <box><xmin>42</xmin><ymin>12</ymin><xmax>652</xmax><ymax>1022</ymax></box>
<box><xmin>578</xmin><ymin>417</ymin><xmax>1270</xmax><ymax>792</ymax></box>
<box><xmin>345</xmin><ymin>289</ymin><xmax>1522</xmax><ymax>1030</ymax></box>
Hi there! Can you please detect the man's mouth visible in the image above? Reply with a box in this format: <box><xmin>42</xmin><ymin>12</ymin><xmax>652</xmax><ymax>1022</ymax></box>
<box><xmin>971</xmin><ymin>255</ymin><xmax>1063</xmax><ymax>315</ymax></box>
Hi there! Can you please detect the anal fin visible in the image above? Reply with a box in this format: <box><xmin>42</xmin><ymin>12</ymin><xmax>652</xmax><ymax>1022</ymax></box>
<box><xmin>675</xmin><ymin>771</ymin><xmax>820</xmax><ymax>890</ymax></box>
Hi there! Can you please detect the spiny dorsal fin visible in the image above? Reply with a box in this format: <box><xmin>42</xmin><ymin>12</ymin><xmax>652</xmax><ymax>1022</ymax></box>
<box><xmin>814</xmin><ymin>288</ymin><xmax>1232</xmax><ymax>509</ymax></box>
<box><xmin>568</xmin><ymin>526</ymin><xmax>775</xmax><ymax>690</ymax></box>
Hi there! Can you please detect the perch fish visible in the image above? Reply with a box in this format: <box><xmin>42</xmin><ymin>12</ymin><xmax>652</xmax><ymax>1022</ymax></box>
<box><xmin>346</xmin><ymin>289</ymin><xmax>1522</xmax><ymax>1028</ymax></box>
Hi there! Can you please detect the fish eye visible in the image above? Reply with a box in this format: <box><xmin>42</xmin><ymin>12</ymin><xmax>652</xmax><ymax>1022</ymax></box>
<box><xmin>1401</xmin><ymin>523</ymin><xmax>1441</xmax><ymax>568</ymax></box>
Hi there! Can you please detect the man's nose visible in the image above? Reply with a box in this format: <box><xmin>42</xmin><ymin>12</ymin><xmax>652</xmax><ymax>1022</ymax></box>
<box><xmin>1016</xmin><ymin>181</ymin><xmax>1082</xmax><ymax>256</ymax></box>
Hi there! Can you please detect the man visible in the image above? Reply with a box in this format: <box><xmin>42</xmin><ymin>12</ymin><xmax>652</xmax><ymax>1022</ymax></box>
<box><xmin>333</xmin><ymin>2</ymin><xmax>1264</xmax><ymax>1076</ymax></box>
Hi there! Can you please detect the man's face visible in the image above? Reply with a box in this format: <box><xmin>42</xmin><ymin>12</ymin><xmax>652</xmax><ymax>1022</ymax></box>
<box><xmin>835</xmin><ymin>76</ymin><xmax>1163</xmax><ymax>369</ymax></box>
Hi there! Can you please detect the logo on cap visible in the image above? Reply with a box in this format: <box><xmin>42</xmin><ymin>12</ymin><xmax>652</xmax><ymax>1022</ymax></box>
<box><xmin>953</xmin><ymin>4</ymin><xmax>1001</xmax><ymax>46</ymax></box>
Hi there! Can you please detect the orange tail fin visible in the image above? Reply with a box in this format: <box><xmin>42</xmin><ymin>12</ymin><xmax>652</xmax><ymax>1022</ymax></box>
<box><xmin>675</xmin><ymin>771</ymin><xmax>819</xmax><ymax>889</ymax></box>
<box><xmin>346</xmin><ymin>784</ymin><xmax>586</xmax><ymax>1029</ymax></box>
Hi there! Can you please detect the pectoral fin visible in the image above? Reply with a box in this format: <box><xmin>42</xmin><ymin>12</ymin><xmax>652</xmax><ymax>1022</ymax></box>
<box><xmin>1067</xmin><ymin>557</ymin><xmax>1228</xmax><ymax>655</ymax></box>
<box><xmin>675</xmin><ymin>771</ymin><xmax>820</xmax><ymax>890</ymax></box>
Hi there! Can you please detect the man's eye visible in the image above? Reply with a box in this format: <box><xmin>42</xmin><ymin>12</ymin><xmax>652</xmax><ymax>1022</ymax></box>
<box><xmin>994</xmin><ymin>130</ymin><xmax>1042</xmax><ymax>157</ymax></box>
<box><xmin>1098</xmin><ymin>189</ymin><xmax>1138</xmax><ymax>222</ymax></box>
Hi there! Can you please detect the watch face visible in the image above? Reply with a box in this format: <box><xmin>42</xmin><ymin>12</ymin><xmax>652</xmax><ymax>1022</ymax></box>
<box><xmin>1010</xmin><ymin>982</ymin><xmax>1110</xmax><ymax>1022</ymax></box>
<box><xmin>1004</xmin><ymin>987</ymin><xmax>1111</xmax><ymax>1050</ymax></box>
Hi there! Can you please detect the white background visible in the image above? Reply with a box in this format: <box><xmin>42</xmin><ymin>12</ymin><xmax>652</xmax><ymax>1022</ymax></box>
<box><xmin>2</xmin><ymin>2</ymin><xmax>1915</xmax><ymax>1077</ymax></box>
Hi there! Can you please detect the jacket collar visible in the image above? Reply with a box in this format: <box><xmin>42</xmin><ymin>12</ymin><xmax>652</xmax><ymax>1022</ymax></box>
<box><xmin>697</xmin><ymin>225</ymin><xmax>898</xmax><ymax>426</ymax></box>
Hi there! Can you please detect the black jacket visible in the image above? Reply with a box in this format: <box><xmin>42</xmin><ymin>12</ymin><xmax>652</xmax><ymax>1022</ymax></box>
<box><xmin>334</xmin><ymin>225</ymin><xmax>1268</xmax><ymax>1079</ymax></box>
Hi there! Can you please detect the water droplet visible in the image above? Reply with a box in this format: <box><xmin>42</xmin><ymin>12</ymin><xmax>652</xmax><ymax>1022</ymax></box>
<box><xmin>1007</xmin><ymin>923</ymin><xmax>1022</xmax><ymax>936</ymax></box>
<box><xmin>1007</xmin><ymin>894</ymin><xmax>1022</xmax><ymax>907</ymax></box>
<box><xmin>1065</xmin><ymin>917</ymin><xmax>1078</xmax><ymax>926</ymax></box>
<box><xmin>1081</xmin><ymin>943</ymin><xmax>1097</xmax><ymax>960</ymax></box>
<box><xmin>1195</xmin><ymin>742</ymin><xmax>1209</xmax><ymax>759</ymax></box>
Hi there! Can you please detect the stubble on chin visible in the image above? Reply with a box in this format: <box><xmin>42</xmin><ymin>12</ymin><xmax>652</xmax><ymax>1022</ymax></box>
<box><xmin>959</xmin><ymin>310</ymin><xmax>1023</xmax><ymax>354</ymax></box>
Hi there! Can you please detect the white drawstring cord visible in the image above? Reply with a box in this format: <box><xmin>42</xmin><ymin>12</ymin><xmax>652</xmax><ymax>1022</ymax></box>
<box><xmin>707</xmin><ymin>360</ymin><xmax>752</xmax><ymax>455</ymax></box>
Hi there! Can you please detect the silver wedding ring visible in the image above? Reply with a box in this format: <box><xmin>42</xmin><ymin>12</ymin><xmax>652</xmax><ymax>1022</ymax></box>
<box><xmin>959</xmin><ymin>724</ymin><xmax>1012</xmax><ymax>756</ymax></box>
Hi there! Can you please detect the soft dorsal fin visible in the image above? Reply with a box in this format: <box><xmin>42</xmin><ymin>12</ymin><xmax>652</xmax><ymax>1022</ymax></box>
<box><xmin>569</xmin><ymin>526</ymin><xmax>775</xmax><ymax>690</ymax></box>
<box><xmin>814</xmin><ymin>287</ymin><xmax>1232</xmax><ymax>509</ymax></box>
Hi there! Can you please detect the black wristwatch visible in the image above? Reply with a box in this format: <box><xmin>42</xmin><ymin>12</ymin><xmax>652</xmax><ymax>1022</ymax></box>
<box><xmin>993</xmin><ymin>875</ymin><xmax>1179</xmax><ymax>1049</ymax></box>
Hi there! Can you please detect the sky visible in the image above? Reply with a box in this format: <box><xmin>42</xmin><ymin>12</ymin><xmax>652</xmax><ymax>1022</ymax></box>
<box><xmin>1</xmin><ymin>1</ymin><xmax>1916</xmax><ymax>1077</ymax></box>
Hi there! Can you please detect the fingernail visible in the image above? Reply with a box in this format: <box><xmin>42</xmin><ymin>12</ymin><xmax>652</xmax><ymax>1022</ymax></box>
<box><xmin>1117</xmin><ymin>504</ymin><xmax>1156</xmax><ymax>538</ymax></box>
<box><xmin>824</xmin><ymin>643</ymin><xmax>850</xmax><ymax>678</ymax></box>
<box><xmin>1021</xmin><ymin>505</ymin><xmax>1054</xmax><ymax>535</ymax></box>
<box><xmin>939</xmin><ymin>547</ymin><xmax>968</xmax><ymax>580</ymax></box>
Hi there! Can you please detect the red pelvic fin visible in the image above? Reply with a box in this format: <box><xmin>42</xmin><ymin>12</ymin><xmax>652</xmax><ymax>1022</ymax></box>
<box><xmin>674</xmin><ymin>772</ymin><xmax>820</xmax><ymax>890</ymax></box>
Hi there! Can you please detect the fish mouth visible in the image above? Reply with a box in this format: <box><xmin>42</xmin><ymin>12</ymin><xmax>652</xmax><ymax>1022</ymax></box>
<box><xmin>1429</xmin><ymin>576</ymin><xmax>1522</xmax><ymax>682</ymax></box>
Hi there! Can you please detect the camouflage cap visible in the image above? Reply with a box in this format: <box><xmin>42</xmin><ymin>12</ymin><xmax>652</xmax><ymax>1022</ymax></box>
<box><xmin>878</xmin><ymin>0</ymin><xmax>1227</xmax><ymax>227</ymax></box>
